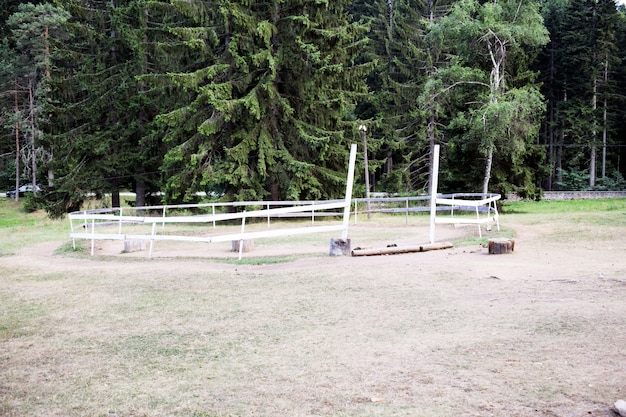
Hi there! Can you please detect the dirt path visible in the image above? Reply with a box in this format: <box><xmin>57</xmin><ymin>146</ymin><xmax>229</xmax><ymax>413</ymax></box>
<box><xmin>2</xmin><ymin>215</ymin><xmax>625</xmax><ymax>417</ymax></box>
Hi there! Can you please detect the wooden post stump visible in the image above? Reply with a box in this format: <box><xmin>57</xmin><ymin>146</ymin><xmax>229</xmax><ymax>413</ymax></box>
<box><xmin>231</xmin><ymin>239</ymin><xmax>254</xmax><ymax>252</ymax></box>
<box><xmin>488</xmin><ymin>238</ymin><xmax>514</xmax><ymax>254</ymax></box>
<box><xmin>123</xmin><ymin>240</ymin><xmax>146</xmax><ymax>253</ymax></box>
<box><xmin>329</xmin><ymin>238</ymin><xmax>351</xmax><ymax>256</ymax></box>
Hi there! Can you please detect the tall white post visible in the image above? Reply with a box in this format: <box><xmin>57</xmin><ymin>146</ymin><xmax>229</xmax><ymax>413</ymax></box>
<box><xmin>342</xmin><ymin>144</ymin><xmax>358</xmax><ymax>239</ymax></box>
<box><xmin>359</xmin><ymin>125</ymin><xmax>371</xmax><ymax>219</ymax></box>
<box><xmin>429</xmin><ymin>145</ymin><xmax>440</xmax><ymax>244</ymax></box>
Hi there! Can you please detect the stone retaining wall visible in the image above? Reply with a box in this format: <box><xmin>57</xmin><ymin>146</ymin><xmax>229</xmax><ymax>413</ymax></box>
<box><xmin>508</xmin><ymin>191</ymin><xmax>626</xmax><ymax>201</ymax></box>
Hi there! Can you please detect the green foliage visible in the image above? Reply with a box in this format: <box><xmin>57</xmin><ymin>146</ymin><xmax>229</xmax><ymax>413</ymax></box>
<box><xmin>4</xmin><ymin>0</ymin><xmax>626</xmax><ymax>218</ymax></box>
<box><xmin>8</xmin><ymin>3</ymin><xmax>70</xmax><ymax>77</ymax></box>
<box><xmin>594</xmin><ymin>171</ymin><xmax>626</xmax><ymax>191</ymax></box>
<box><xmin>160</xmin><ymin>0</ymin><xmax>371</xmax><ymax>203</ymax></box>
<box><xmin>41</xmin><ymin>0</ymin><xmax>192</xmax><ymax>214</ymax></box>
<box><xmin>555</xmin><ymin>168</ymin><xmax>626</xmax><ymax>191</ymax></box>
<box><xmin>21</xmin><ymin>194</ymin><xmax>40</xmax><ymax>213</ymax></box>
<box><xmin>435</xmin><ymin>0</ymin><xmax>549</xmax><ymax>194</ymax></box>
<box><xmin>536</xmin><ymin>0</ymin><xmax>626</xmax><ymax>189</ymax></box>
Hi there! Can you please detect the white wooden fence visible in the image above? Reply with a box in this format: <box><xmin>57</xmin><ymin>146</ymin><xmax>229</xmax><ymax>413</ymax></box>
<box><xmin>68</xmin><ymin>143</ymin><xmax>501</xmax><ymax>258</ymax></box>
<box><xmin>69</xmin><ymin>144</ymin><xmax>357</xmax><ymax>258</ymax></box>
<box><xmin>434</xmin><ymin>193</ymin><xmax>500</xmax><ymax>238</ymax></box>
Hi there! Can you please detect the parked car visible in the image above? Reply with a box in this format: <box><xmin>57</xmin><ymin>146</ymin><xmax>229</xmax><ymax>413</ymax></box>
<box><xmin>6</xmin><ymin>184</ymin><xmax>40</xmax><ymax>198</ymax></box>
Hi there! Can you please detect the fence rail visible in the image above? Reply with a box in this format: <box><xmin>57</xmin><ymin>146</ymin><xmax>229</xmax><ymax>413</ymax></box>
<box><xmin>69</xmin><ymin>191</ymin><xmax>500</xmax><ymax>258</ymax></box>
<box><xmin>70</xmin><ymin>197</ymin><xmax>358</xmax><ymax>259</ymax></box>
<box><xmin>352</xmin><ymin>193</ymin><xmax>501</xmax><ymax>235</ymax></box>
<box><xmin>69</xmin><ymin>144</ymin><xmax>358</xmax><ymax>258</ymax></box>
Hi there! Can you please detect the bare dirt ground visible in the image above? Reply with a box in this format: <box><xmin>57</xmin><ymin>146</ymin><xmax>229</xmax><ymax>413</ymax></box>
<box><xmin>1</xmin><ymin>212</ymin><xmax>625</xmax><ymax>417</ymax></box>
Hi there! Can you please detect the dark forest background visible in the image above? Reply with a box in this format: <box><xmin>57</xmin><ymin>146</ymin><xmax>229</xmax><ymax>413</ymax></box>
<box><xmin>2</xmin><ymin>0</ymin><xmax>625</xmax><ymax>216</ymax></box>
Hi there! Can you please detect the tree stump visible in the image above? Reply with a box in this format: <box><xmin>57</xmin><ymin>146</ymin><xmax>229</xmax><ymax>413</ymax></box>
<box><xmin>488</xmin><ymin>238</ymin><xmax>514</xmax><ymax>254</ymax></box>
<box><xmin>231</xmin><ymin>239</ymin><xmax>254</xmax><ymax>252</ymax></box>
<box><xmin>123</xmin><ymin>240</ymin><xmax>146</xmax><ymax>253</ymax></box>
<box><xmin>329</xmin><ymin>238</ymin><xmax>351</xmax><ymax>256</ymax></box>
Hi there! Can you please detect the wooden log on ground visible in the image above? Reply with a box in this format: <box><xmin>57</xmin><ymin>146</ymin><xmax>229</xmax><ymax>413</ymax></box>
<box><xmin>421</xmin><ymin>242</ymin><xmax>454</xmax><ymax>252</ymax></box>
<box><xmin>488</xmin><ymin>238</ymin><xmax>514</xmax><ymax>254</ymax></box>
<box><xmin>351</xmin><ymin>242</ymin><xmax>453</xmax><ymax>257</ymax></box>
<box><xmin>231</xmin><ymin>239</ymin><xmax>254</xmax><ymax>252</ymax></box>
<box><xmin>329</xmin><ymin>238</ymin><xmax>351</xmax><ymax>256</ymax></box>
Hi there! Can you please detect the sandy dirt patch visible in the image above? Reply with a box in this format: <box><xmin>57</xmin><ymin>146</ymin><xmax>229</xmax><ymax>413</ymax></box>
<box><xmin>1</xmin><ymin>213</ymin><xmax>625</xmax><ymax>416</ymax></box>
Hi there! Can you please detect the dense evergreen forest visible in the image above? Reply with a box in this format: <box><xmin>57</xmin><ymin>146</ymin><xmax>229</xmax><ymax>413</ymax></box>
<box><xmin>1</xmin><ymin>0</ymin><xmax>625</xmax><ymax>216</ymax></box>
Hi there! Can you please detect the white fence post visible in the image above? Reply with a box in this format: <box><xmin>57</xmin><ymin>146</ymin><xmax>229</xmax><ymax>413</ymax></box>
<box><xmin>90</xmin><ymin>218</ymin><xmax>95</xmax><ymax>256</ymax></box>
<box><xmin>342</xmin><ymin>143</ymin><xmax>357</xmax><ymax>240</ymax></box>
<box><xmin>239</xmin><ymin>214</ymin><xmax>246</xmax><ymax>260</ymax></box>
<box><xmin>429</xmin><ymin>144</ymin><xmax>440</xmax><ymax>244</ymax></box>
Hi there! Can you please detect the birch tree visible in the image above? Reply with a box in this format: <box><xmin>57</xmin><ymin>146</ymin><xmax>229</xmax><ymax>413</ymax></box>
<box><xmin>438</xmin><ymin>0</ymin><xmax>549</xmax><ymax>196</ymax></box>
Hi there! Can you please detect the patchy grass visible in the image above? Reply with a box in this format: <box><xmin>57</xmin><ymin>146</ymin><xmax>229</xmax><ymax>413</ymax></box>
<box><xmin>53</xmin><ymin>240</ymin><xmax>85</xmax><ymax>255</ymax></box>
<box><xmin>221</xmin><ymin>256</ymin><xmax>301</xmax><ymax>265</ymax></box>
<box><xmin>0</xmin><ymin>199</ymin><xmax>68</xmax><ymax>256</ymax></box>
<box><xmin>501</xmin><ymin>198</ymin><xmax>626</xmax><ymax>215</ymax></box>
<box><xmin>451</xmin><ymin>226</ymin><xmax>515</xmax><ymax>248</ymax></box>
<box><xmin>0</xmin><ymin>294</ymin><xmax>49</xmax><ymax>341</ymax></box>
<box><xmin>1</xmin><ymin>197</ymin><xmax>626</xmax><ymax>416</ymax></box>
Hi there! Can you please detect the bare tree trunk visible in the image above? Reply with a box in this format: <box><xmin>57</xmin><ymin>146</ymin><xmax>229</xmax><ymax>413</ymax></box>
<box><xmin>28</xmin><ymin>78</ymin><xmax>37</xmax><ymax>196</ymax></box>
<box><xmin>482</xmin><ymin>30</ymin><xmax>506</xmax><ymax>194</ymax></box>
<box><xmin>14</xmin><ymin>78</ymin><xmax>20</xmax><ymax>202</ymax></box>
<box><xmin>135</xmin><ymin>178</ymin><xmax>146</xmax><ymax>211</ymax></box>
<box><xmin>426</xmin><ymin>0</ymin><xmax>436</xmax><ymax>193</ymax></box>
<box><xmin>590</xmin><ymin>75</ymin><xmax>597</xmax><ymax>188</ymax></box>
<box><xmin>546</xmin><ymin>43</ymin><xmax>556</xmax><ymax>190</ymax></box>
<box><xmin>111</xmin><ymin>177</ymin><xmax>120</xmax><ymax>208</ymax></box>
<box><xmin>602</xmin><ymin>55</ymin><xmax>608</xmax><ymax>179</ymax></box>
<box><xmin>427</xmin><ymin>112</ymin><xmax>435</xmax><ymax>192</ymax></box>
<box><xmin>387</xmin><ymin>0</ymin><xmax>393</xmax><ymax>39</ymax></box>
<box><xmin>557</xmin><ymin>89</ymin><xmax>566</xmax><ymax>185</ymax></box>
<box><xmin>482</xmin><ymin>145</ymin><xmax>493</xmax><ymax>195</ymax></box>
<box><xmin>589</xmin><ymin>5</ymin><xmax>598</xmax><ymax>189</ymax></box>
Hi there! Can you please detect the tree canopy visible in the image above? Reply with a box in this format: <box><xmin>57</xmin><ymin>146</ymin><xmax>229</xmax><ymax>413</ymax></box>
<box><xmin>1</xmin><ymin>0</ymin><xmax>625</xmax><ymax>215</ymax></box>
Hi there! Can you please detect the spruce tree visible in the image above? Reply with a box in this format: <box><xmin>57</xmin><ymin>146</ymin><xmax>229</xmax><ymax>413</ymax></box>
<box><xmin>554</xmin><ymin>0</ymin><xmax>622</xmax><ymax>189</ymax></box>
<box><xmin>158</xmin><ymin>0</ymin><xmax>372</xmax><ymax>202</ymax></box>
<box><xmin>356</xmin><ymin>0</ymin><xmax>431</xmax><ymax>194</ymax></box>
<box><xmin>41</xmin><ymin>0</ymin><xmax>189</xmax><ymax>214</ymax></box>
<box><xmin>535</xmin><ymin>0</ymin><xmax>569</xmax><ymax>189</ymax></box>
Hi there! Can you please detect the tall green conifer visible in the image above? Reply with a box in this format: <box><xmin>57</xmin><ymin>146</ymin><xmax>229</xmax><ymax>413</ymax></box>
<box><xmin>159</xmin><ymin>0</ymin><xmax>371</xmax><ymax>202</ymax></box>
<box><xmin>41</xmin><ymin>0</ymin><xmax>188</xmax><ymax>214</ymax></box>
<box><xmin>551</xmin><ymin>0</ymin><xmax>623</xmax><ymax>188</ymax></box>
<box><xmin>356</xmin><ymin>0</ymin><xmax>431</xmax><ymax>193</ymax></box>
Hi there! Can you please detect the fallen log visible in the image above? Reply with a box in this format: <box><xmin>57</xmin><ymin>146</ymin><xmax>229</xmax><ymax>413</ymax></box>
<box><xmin>351</xmin><ymin>242</ymin><xmax>453</xmax><ymax>257</ymax></box>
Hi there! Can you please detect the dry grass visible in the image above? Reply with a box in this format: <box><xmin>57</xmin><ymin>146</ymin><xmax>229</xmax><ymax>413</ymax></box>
<box><xmin>1</xmin><ymin>203</ymin><xmax>626</xmax><ymax>416</ymax></box>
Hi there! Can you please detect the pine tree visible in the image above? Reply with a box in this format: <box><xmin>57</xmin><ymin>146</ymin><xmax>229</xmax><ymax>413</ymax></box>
<box><xmin>553</xmin><ymin>0</ymin><xmax>622</xmax><ymax>189</ymax></box>
<box><xmin>41</xmin><ymin>0</ymin><xmax>190</xmax><ymax>215</ymax></box>
<box><xmin>158</xmin><ymin>0</ymin><xmax>372</xmax><ymax>202</ymax></box>
<box><xmin>7</xmin><ymin>2</ymin><xmax>70</xmax><ymax>199</ymax></box>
